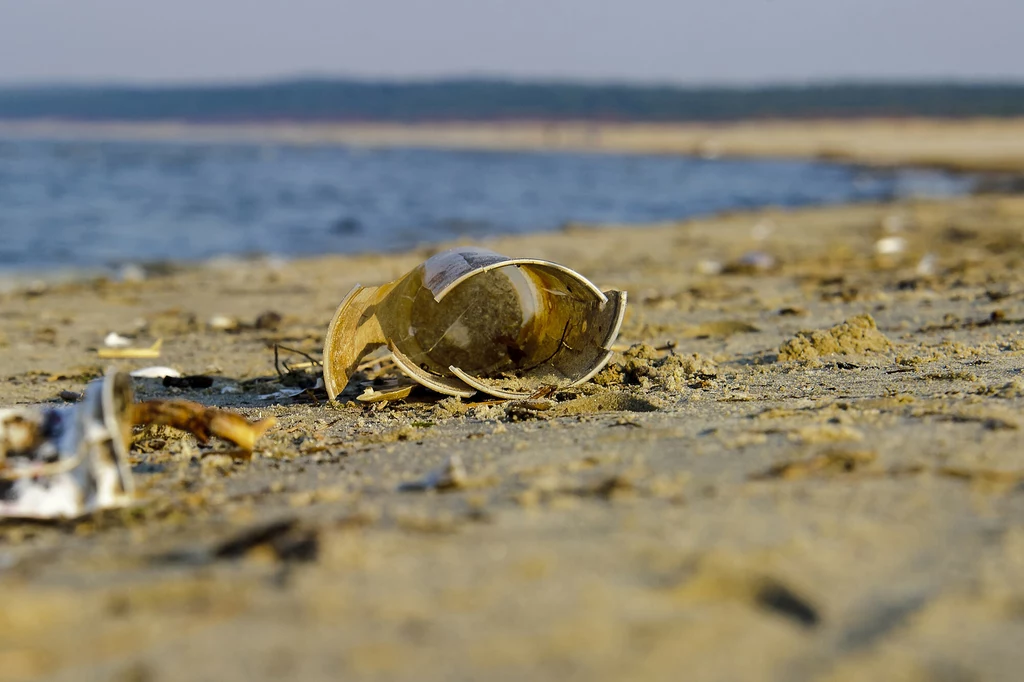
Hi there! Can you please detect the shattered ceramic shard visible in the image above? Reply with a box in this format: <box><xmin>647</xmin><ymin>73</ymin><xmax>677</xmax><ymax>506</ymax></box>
<box><xmin>0</xmin><ymin>371</ymin><xmax>135</xmax><ymax>520</ymax></box>
<box><xmin>322</xmin><ymin>247</ymin><xmax>627</xmax><ymax>399</ymax></box>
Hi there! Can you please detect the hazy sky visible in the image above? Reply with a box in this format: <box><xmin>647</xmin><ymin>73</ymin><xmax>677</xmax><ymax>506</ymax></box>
<box><xmin>1</xmin><ymin>0</ymin><xmax>1022</xmax><ymax>85</ymax></box>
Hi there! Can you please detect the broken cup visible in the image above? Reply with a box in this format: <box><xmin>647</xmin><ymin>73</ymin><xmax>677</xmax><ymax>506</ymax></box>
<box><xmin>0</xmin><ymin>370</ymin><xmax>135</xmax><ymax>519</ymax></box>
<box><xmin>322</xmin><ymin>247</ymin><xmax>626</xmax><ymax>399</ymax></box>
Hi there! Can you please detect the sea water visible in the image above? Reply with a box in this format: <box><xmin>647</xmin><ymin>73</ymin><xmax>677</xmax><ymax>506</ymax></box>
<box><xmin>0</xmin><ymin>137</ymin><xmax>972</xmax><ymax>275</ymax></box>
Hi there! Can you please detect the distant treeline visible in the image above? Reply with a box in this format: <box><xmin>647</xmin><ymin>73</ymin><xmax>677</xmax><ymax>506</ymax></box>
<box><xmin>2</xmin><ymin>79</ymin><xmax>1024</xmax><ymax>122</ymax></box>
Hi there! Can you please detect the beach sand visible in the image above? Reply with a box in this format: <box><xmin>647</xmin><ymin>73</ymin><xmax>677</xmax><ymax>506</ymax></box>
<box><xmin>6</xmin><ymin>117</ymin><xmax>1024</xmax><ymax>172</ymax></box>
<box><xmin>4</xmin><ymin>177</ymin><xmax>1024</xmax><ymax>677</ymax></box>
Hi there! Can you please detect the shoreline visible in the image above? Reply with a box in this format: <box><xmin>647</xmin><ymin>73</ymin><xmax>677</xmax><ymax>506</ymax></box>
<box><xmin>0</xmin><ymin>133</ymin><xmax>980</xmax><ymax>286</ymax></box>
<box><xmin>3</xmin><ymin>117</ymin><xmax>1024</xmax><ymax>174</ymax></box>
<box><xmin>0</xmin><ymin>190</ymin><xmax>974</xmax><ymax>293</ymax></box>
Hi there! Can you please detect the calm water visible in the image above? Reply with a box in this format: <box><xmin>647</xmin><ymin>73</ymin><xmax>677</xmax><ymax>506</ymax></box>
<box><xmin>0</xmin><ymin>137</ymin><xmax>972</xmax><ymax>274</ymax></box>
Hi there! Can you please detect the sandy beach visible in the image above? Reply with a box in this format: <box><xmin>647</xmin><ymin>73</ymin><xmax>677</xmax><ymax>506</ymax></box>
<box><xmin>3</xmin><ymin>127</ymin><xmax>1024</xmax><ymax>680</ymax></box>
<box><xmin>6</xmin><ymin>117</ymin><xmax>1024</xmax><ymax>173</ymax></box>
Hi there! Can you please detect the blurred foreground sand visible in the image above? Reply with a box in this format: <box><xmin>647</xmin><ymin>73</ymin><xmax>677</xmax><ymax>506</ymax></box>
<box><xmin>4</xmin><ymin>190</ymin><xmax>1024</xmax><ymax>680</ymax></box>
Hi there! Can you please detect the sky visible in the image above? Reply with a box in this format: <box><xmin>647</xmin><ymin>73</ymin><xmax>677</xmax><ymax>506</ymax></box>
<box><xmin>0</xmin><ymin>0</ymin><xmax>1022</xmax><ymax>85</ymax></box>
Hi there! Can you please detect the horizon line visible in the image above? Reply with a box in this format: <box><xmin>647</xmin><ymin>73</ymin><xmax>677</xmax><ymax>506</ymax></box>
<box><xmin>4</xmin><ymin>73</ymin><xmax>1024</xmax><ymax>91</ymax></box>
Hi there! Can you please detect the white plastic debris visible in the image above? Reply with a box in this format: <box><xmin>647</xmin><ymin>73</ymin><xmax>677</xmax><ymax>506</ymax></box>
<box><xmin>97</xmin><ymin>338</ymin><xmax>162</xmax><ymax>359</ymax></box>
<box><xmin>874</xmin><ymin>236</ymin><xmax>907</xmax><ymax>256</ymax></box>
<box><xmin>129</xmin><ymin>366</ymin><xmax>182</xmax><ymax>379</ymax></box>
<box><xmin>103</xmin><ymin>332</ymin><xmax>133</xmax><ymax>348</ymax></box>
<box><xmin>0</xmin><ymin>372</ymin><xmax>135</xmax><ymax>519</ymax></box>
<box><xmin>208</xmin><ymin>314</ymin><xmax>239</xmax><ymax>331</ymax></box>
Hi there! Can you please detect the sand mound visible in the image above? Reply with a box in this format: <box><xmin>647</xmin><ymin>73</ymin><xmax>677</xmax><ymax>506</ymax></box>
<box><xmin>778</xmin><ymin>314</ymin><xmax>891</xmax><ymax>363</ymax></box>
<box><xmin>596</xmin><ymin>343</ymin><xmax>717</xmax><ymax>392</ymax></box>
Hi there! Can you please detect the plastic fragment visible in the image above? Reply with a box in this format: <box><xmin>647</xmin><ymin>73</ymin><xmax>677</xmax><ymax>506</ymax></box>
<box><xmin>875</xmin><ymin>236</ymin><xmax>907</xmax><ymax>256</ymax></box>
<box><xmin>130</xmin><ymin>366</ymin><xmax>181</xmax><ymax>379</ymax></box>
<box><xmin>98</xmin><ymin>338</ymin><xmax>162</xmax><ymax>359</ymax></box>
<box><xmin>0</xmin><ymin>372</ymin><xmax>275</xmax><ymax>520</ymax></box>
<box><xmin>208</xmin><ymin>314</ymin><xmax>239</xmax><ymax>331</ymax></box>
<box><xmin>103</xmin><ymin>332</ymin><xmax>132</xmax><ymax>348</ymax></box>
<box><xmin>0</xmin><ymin>371</ymin><xmax>135</xmax><ymax>520</ymax></box>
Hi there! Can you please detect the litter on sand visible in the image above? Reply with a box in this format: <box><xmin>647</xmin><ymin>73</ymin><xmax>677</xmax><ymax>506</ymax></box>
<box><xmin>129</xmin><ymin>366</ymin><xmax>182</xmax><ymax>379</ymax></box>
<box><xmin>0</xmin><ymin>371</ymin><xmax>135</xmax><ymax>519</ymax></box>
<box><xmin>874</xmin><ymin>236</ymin><xmax>907</xmax><ymax>256</ymax></box>
<box><xmin>322</xmin><ymin>247</ymin><xmax>626</xmax><ymax>400</ymax></box>
<box><xmin>0</xmin><ymin>371</ymin><xmax>275</xmax><ymax>520</ymax></box>
<box><xmin>97</xmin><ymin>338</ymin><xmax>163</xmax><ymax>359</ymax></box>
<box><xmin>103</xmin><ymin>332</ymin><xmax>133</xmax><ymax>348</ymax></box>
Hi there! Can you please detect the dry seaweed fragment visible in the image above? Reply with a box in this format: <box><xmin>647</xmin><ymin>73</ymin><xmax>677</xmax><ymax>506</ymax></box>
<box><xmin>130</xmin><ymin>400</ymin><xmax>275</xmax><ymax>453</ymax></box>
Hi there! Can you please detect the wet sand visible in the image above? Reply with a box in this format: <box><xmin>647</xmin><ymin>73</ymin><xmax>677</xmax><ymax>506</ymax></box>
<box><xmin>4</xmin><ymin>191</ymin><xmax>1024</xmax><ymax>680</ymax></box>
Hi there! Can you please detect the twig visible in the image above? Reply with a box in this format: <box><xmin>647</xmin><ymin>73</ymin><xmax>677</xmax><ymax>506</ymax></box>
<box><xmin>275</xmin><ymin>344</ymin><xmax>322</xmax><ymax>378</ymax></box>
<box><xmin>131</xmin><ymin>400</ymin><xmax>276</xmax><ymax>452</ymax></box>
